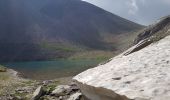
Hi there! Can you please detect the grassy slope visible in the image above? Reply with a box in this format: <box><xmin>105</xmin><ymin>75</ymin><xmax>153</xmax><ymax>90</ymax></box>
<box><xmin>0</xmin><ymin>65</ymin><xmax>37</xmax><ymax>99</ymax></box>
<box><xmin>0</xmin><ymin>0</ymin><xmax>144</xmax><ymax>62</ymax></box>
<box><xmin>68</xmin><ymin>29</ymin><xmax>142</xmax><ymax>61</ymax></box>
<box><xmin>0</xmin><ymin>65</ymin><xmax>72</xmax><ymax>99</ymax></box>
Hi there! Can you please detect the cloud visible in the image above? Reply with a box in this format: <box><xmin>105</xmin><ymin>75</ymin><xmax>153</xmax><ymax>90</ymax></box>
<box><xmin>127</xmin><ymin>0</ymin><xmax>138</xmax><ymax>15</ymax></box>
<box><xmin>83</xmin><ymin>0</ymin><xmax>170</xmax><ymax>25</ymax></box>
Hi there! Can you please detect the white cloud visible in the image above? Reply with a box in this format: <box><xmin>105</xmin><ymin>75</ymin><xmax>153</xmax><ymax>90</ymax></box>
<box><xmin>127</xmin><ymin>0</ymin><xmax>139</xmax><ymax>15</ymax></box>
<box><xmin>83</xmin><ymin>0</ymin><xmax>170</xmax><ymax>25</ymax></box>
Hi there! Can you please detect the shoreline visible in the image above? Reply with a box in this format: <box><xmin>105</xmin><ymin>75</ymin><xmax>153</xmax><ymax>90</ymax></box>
<box><xmin>7</xmin><ymin>67</ymin><xmax>73</xmax><ymax>85</ymax></box>
<box><xmin>0</xmin><ymin>67</ymin><xmax>77</xmax><ymax>99</ymax></box>
<box><xmin>5</xmin><ymin>68</ymin><xmax>24</xmax><ymax>81</ymax></box>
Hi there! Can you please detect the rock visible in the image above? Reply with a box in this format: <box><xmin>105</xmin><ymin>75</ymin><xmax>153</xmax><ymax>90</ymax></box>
<box><xmin>73</xmin><ymin>33</ymin><xmax>170</xmax><ymax>99</ymax></box>
<box><xmin>40</xmin><ymin>95</ymin><xmax>60</xmax><ymax>100</ymax></box>
<box><xmin>134</xmin><ymin>15</ymin><xmax>170</xmax><ymax>45</ymax></box>
<box><xmin>134</xmin><ymin>97</ymin><xmax>149</xmax><ymax>100</ymax></box>
<box><xmin>32</xmin><ymin>86</ymin><xmax>43</xmax><ymax>100</ymax></box>
<box><xmin>67</xmin><ymin>92</ymin><xmax>82</xmax><ymax>100</ymax></box>
<box><xmin>51</xmin><ymin>85</ymin><xmax>71</xmax><ymax>96</ymax></box>
<box><xmin>124</xmin><ymin>38</ymin><xmax>152</xmax><ymax>56</ymax></box>
<box><xmin>13</xmin><ymin>96</ymin><xmax>22</xmax><ymax>100</ymax></box>
<box><xmin>7</xmin><ymin>96</ymin><xmax>14</xmax><ymax>100</ymax></box>
<box><xmin>16</xmin><ymin>86</ymin><xmax>33</xmax><ymax>94</ymax></box>
<box><xmin>69</xmin><ymin>84</ymin><xmax>80</xmax><ymax>92</ymax></box>
<box><xmin>59</xmin><ymin>96</ymin><xmax>63</xmax><ymax>100</ymax></box>
<box><xmin>125</xmin><ymin>16</ymin><xmax>170</xmax><ymax>56</ymax></box>
<box><xmin>42</xmin><ymin>80</ymin><xmax>53</xmax><ymax>86</ymax></box>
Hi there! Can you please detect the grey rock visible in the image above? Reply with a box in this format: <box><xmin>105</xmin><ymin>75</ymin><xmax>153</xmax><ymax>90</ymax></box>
<box><xmin>67</xmin><ymin>92</ymin><xmax>82</xmax><ymax>100</ymax></box>
<box><xmin>32</xmin><ymin>86</ymin><xmax>43</xmax><ymax>100</ymax></box>
<box><xmin>134</xmin><ymin>97</ymin><xmax>149</xmax><ymax>100</ymax></box>
<box><xmin>16</xmin><ymin>86</ymin><xmax>34</xmax><ymax>94</ymax></box>
<box><xmin>42</xmin><ymin>80</ymin><xmax>53</xmax><ymax>86</ymax></box>
<box><xmin>13</xmin><ymin>96</ymin><xmax>22</xmax><ymax>100</ymax></box>
<box><xmin>51</xmin><ymin>85</ymin><xmax>71</xmax><ymax>96</ymax></box>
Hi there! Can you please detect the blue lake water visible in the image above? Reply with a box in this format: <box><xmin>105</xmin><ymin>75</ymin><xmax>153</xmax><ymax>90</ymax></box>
<box><xmin>1</xmin><ymin>59</ymin><xmax>103</xmax><ymax>80</ymax></box>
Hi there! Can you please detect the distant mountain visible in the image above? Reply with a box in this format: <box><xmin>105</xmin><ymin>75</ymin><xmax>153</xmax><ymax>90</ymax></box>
<box><xmin>0</xmin><ymin>0</ymin><xmax>143</xmax><ymax>62</ymax></box>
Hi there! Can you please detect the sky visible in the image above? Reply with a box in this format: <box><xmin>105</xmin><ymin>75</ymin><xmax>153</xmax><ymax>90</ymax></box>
<box><xmin>83</xmin><ymin>0</ymin><xmax>170</xmax><ymax>25</ymax></box>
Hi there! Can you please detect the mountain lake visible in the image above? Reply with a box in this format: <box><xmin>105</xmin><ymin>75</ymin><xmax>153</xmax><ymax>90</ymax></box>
<box><xmin>1</xmin><ymin>59</ymin><xmax>104</xmax><ymax>80</ymax></box>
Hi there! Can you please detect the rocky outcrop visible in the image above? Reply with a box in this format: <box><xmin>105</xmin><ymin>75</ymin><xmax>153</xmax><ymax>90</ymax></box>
<box><xmin>125</xmin><ymin>16</ymin><xmax>170</xmax><ymax>56</ymax></box>
<box><xmin>134</xmin><ymin>15</ymin><xmax>170</xmax><ymax>44</ymax></box>
<box><xmin>73</xmin><ymin>16</ymin><xmax>170</xmax><ymax>100</ymax></box>
<box><xmin>35</xmin><ymin>83</ymin><xmax>83</xmax><ymax>100</ymax></box>
<box><xmin>0</xmin><ymin>72</ymin><xmax>83</xmax><ymax>100</ymax></box>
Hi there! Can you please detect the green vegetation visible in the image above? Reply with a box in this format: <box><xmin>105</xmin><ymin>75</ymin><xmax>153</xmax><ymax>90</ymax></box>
<box><xmin>0</xmin><ymin>72</ymin><xmax>9</xmax><ymax>81</ymax></box>
<box><xmin>0</xmin><ymin>65</ymin><xmax>7</xmax><ymax>72</ymax></box>
<box><xmin>40</xmin><ymin>42</ymin><xmax>76</xmax><ymax>52</ymax></box>
<box><xmin>0</xmin><ymin>65</ymin><xmax>8</xmax><ymax>81</ymax></box>
<box><xmin>0</xmin><ymin>0</ymin><xmax>143</xmax><ymax>62</ymax></box>
<box><xmin>43</xmin><ymin>80</ymin><xmax>60</xmax><ymax>94</ymax></box>
<box><xmin>0</xmin><ymin>65</ymin><xmax>37</xmax><ymax>99</ymax></box>
<box><xmin>13</xmin><ymin>91</ymin><xmax>29</xmax><ymax>100</ymax></box>
<box><xmin>21</xmin><ymin>80</ymin><xmax>37</xmax><ymax>86</ymax></box>
<box><xmin>69</xmin><ymin>50</ymin><xmax>114</xmax><ymax>60</ymax></box>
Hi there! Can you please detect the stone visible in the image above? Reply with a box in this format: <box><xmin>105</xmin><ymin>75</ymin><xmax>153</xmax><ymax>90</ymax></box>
<box><xmin>59</xmin><ymin>96</ymin><xmax>63</xmax><ymax>100</ymax></box>
<box><xmin>32</xmin><ymin>86</ymin><xmax>43</xmax><ymax>100</ymax></box>
<box><xmin>69</xmin><ymin>84</ymin><xmax>80</xmax><ymax>92</ymax></box>
<box><xmin>15</xmin><ymin>87</ymin><xmax>31</xmax><ymax>93</ymax></box>
<box><xmin>67</xmin><ymin>92</ymin><xmax>82</xmax><ymax>100</ymax></box>
<box><xmin>13</xmin><ymin>96</ymin><xmax>22</xmax><ymax>100</ymax></box>
<box><xmin>42</xmin><ymin>80</ymin><xmax>53</xmax><ymax>86</ymax></box>
<box><xmin>51</xmin><ymin>85</ymin><xmax>71</xmax><ymax>96</ymax></box>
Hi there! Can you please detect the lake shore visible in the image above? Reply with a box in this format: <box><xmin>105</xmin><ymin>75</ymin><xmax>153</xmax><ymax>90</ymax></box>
<box><xmin>0</xmin><ymin>66</ymin><xmax>80</xmax><ymax>99</ymax></box>
<box><xmin>9</xmin><ymin>66</ymin><xmax>73</xmax><ymax>85</ymax></box>
<box><xmin>1</xmin><ymin>59</ymin><xmax>103</xmax><ymax>80</ymax></box>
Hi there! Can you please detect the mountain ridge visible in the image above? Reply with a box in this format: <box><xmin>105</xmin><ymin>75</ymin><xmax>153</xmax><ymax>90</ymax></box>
<box><xmin>0</xmin><ymin>0</ymin><xmax>143</xmax><ymax>62</ymax></box>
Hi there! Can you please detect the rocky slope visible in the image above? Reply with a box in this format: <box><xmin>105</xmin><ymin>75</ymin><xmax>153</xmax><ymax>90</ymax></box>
<box><xmin>0</xmin><ymin>65</ymin><xmax>84</xmax><ymax>100</ymax></box>
<box><xmin>0</xmin><ymin>0</ymin><xmax>143</xmax><ymax>62</ymax></box>
<box><xmin>73</xmin><ymin>16</ymin><xmax>170</xmax><ymax>100</ymax></box>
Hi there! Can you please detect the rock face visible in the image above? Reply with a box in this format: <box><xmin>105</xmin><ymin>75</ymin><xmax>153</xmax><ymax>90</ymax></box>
<box><xmin>125</xmin><ymin>16</ymin><xmax>170</xmax><ymax>56</ymax></box>
<box><xmin>73</xmin><ymin>16</ymin><xmax>170</xmax><ymax>100</ymax></box>
<box><xmin>134</xmin><ymin>15</ymin><xmax>170</xmax><ymax>44</ymax></box>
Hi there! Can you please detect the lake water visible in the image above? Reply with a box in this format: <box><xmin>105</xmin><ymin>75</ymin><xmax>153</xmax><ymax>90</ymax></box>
<box><xmin>1</xmin><ymin>59</ymin><xmax>103</xmax><ymax>80</ymax></box>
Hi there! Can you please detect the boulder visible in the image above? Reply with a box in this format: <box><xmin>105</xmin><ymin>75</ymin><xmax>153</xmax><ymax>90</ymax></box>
<box><xmin>51</xmin><ymin>85</ymin><xmax>71</xmax><ymax>96</ymax></box>
<box><xmin>32</xmin><ymin>86</ymin><xmax>43</xmax><ymax>100</ymax></box>
<box><xmin>69</xmin><ymin>83</ymin><xmax>80</xmax><ymax>92</ymax></box>
<box><xmin>67</xmin><ymin>92</ymin><xmax>82</xmax><ymax>100</ymax></box>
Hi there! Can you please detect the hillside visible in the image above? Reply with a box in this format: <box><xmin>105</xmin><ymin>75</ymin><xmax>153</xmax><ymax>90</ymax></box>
<box><xmin>0</xmin><ymin>0</ymin><xmax>143</xmax><ymax>62</ymax></box>
<box><xmin>74</xmin><ymin>16</ymin><xmax>170</xmax><ymax>100</ymax></box>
